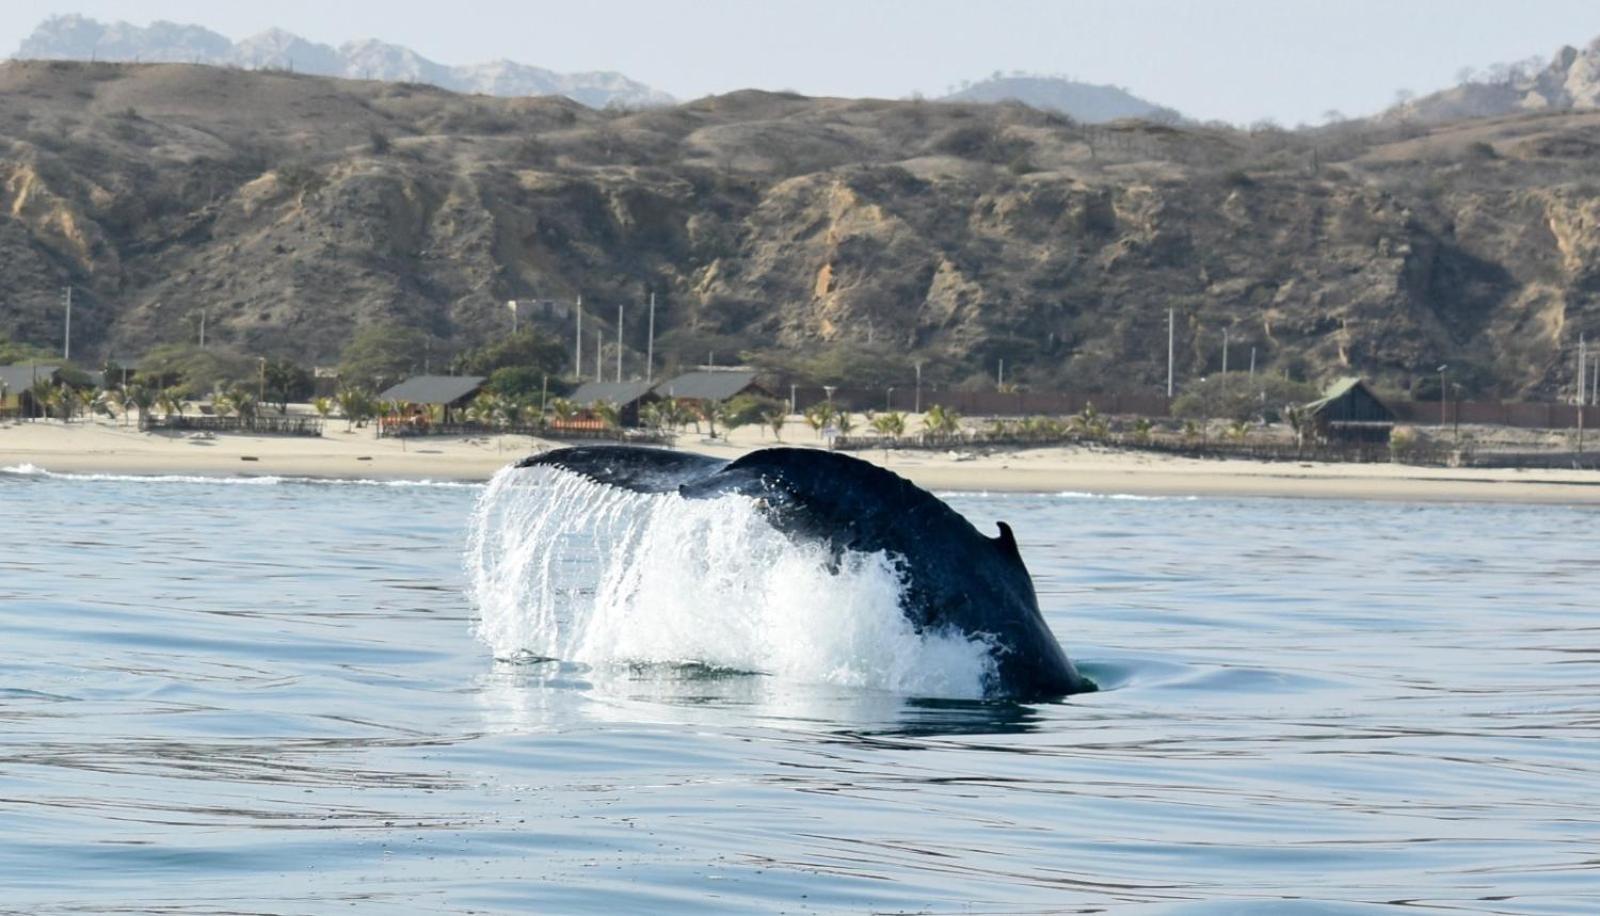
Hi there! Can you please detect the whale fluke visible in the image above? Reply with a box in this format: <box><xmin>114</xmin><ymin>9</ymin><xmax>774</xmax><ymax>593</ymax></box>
<box><xmin>516</xmin><ymin>446</ymin><xmax>1095</xmax><ymax>699</ymax></box>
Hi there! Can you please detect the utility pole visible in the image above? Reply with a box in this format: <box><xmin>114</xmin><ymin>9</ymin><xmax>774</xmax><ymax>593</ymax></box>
<box><xmin>508</xmin><ymin>299</ymin><xmax>518</xmax><ymax>335</ymax></box>
<box><xmin>1438</xmin><ymin>365</ymin><xmax>1448</xmax><ymax>427</ymax></box>
<box><xmin>616</xmin><ymin>304</ymin><xmax>623</xmax><ymax>382</ymax></box>
<box><xmin>646</xmin><ymin>292</ymin><xmax>656</xmax><ymax>384</ymax></box>
<box><xmin>595</xmin><ymin>330</ymin><xmax>602</xmax><ymax>383</ymax></box>
<box><xmin>1222</xmin><ymin>327</ymin><xmax>1229</xmax><ymax>376</ymax></box>
<box><xmin>574</xmin><ymin>296</ymin><xmax>583</xmax><ymax>376</ymax></box>
<box><xmin>997</xmin><ymin>359</ymin><xmax>1004</xmax><ymax>389</ymax></box>
<box><xmin>1249</xmin><ymin>346</ymin><xmax>1256</xmax><ymax>380</ymax></box>
<box><xmin>1166</xmin><ymin>308</ymin><xmax>1174</xmax><ymax>399</ymax></box>
<box><xmin>199</xmin><ymin>309</ymin><xmax>206</xmax><ymax>349</ymax></box>
<box><xmin>62</xmin><ymin>286</ymin><xmax>72</xmax><ymax>361</ymax></box>
<box><xmin>1574</xmin><ymin>334</ymin><xmax>1587</xmax><ymax>406</ymax></box>
<box><xmin>914</xmin><ymin>361</ymin><xmax>923</xmax><ymax>414</ymax></box>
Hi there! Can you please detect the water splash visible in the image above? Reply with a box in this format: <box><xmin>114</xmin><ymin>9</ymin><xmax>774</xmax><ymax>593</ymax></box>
<box><xmin>465</xmin><ymin>465</ymin><xmax>996</xmax><ymax>698</ymax></box>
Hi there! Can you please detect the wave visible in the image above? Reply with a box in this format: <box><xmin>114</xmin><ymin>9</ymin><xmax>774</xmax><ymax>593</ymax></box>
<box><xmin>935</xmin><ymin>489</ymin><xmax>1197</xmax><ymax>501</ymax></box>
<box><xmin>0</xmin><ymin>463</ymin><xmax>480</xmax><ymax>489</ymax></box>
<box><xmin>465</xmin><ymin>465</ymin><xmax>997</xmax><ymax>698</ymax></box>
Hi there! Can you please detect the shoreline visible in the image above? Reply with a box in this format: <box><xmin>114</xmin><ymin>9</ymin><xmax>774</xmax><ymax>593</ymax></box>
<box><xmin>5</xmin><ymin>419</ymin><xmax>1600</xmax><ymax>505</ymax></box>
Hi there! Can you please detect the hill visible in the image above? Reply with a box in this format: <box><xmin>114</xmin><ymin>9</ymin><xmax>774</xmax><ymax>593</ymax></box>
<box><xmin>941</xmin><ymin>74</ymin><xmax>1180</xmax><ymax>124</ymax></box>
<box><xmin>13</xmin><ymin>14</ymin><xmax>672</xmax><ymax>109</ymax></box>
<box><xmin>1388</xmin><ymin>37</ymin><xmax>1600</xmax><ymax>125</ymax></box>
<box><xmin>0</xmin><ymin>60</ymin><xmax>1596</xmax><ymax>400</ymax></box>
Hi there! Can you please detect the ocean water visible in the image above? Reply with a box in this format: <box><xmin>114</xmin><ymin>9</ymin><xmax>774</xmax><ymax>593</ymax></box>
<box><xmin>1</xmin><ymin>463</ymin><xmax>1597</xmax><ymax>914</ymax></box>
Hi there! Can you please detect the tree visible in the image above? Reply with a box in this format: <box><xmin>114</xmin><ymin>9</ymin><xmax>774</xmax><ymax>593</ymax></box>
<box><xmin>485</xmin><ymin>366</ymin><xmax>549</xmax><ymax>400</ymax></box>
<box><xmin>548</xmin><ymin>397</ymin><xmax>579</xmax><ymax>423</ymax></box>
<box><xmin>803</xmin><ymin>401</ymin><xmax>836</xmax><ymax>437</ymax></box>
<box><xmin>262</xmin><ymin>359</ymin><xmax>313</xmax><ymax>414</ymax></box>
<box><xmin>725</xmin><ymin>393</ymin><xmax>784</xmax><ymax>431</ymax></box>
<box><xmin>155</xmin><ymin>388</ymin><xmax>187</xmax><ymax>420</ymax></box>
<box><xmin>312</xmin><ymin>396</ymin><xmax>334</xmax><ymax>420</ymax></box>
<box><xmin>335</xmin><ymin>387</ymin><xmax>374</xmax><ymax>430</ymax></box>
<box><xmin>137</xmin><ymin>343</ymin><xmax>254</xmax><ymax>396</ymax></box>
<box><xmin>870</xmin><ymin>411</ymin><xmax>907</xmax><ymax>439</ymax></box>
<box><xmin>923</xmin><ymin>404</ymin><xmax>962</xmax><ymax>439</ymax></box>
<box><xmin>763</xmin><ymin>405</ymin><xmax>787</xmax><ymax>441</ymax></box>
<box><xmin>453</xmin><ymin>328</ymin><xmax>567</xmax><ymax>378</ymax></box>
<box><xmin>696</xmin><ymin>400</ymin><xmax>728</xmax><ymax>437</ymax></box>
<box><xmin>122</xmin><ymin>383</ymin><xmax>156</xmax><ymax>424</ymax></box>
<box><xmin>591</xmin><ymin>400</ymin><xmax>620</xmax><ymax>429</ymax></box>
<box><xmin>1171</xmin><ymin>373</ymin><xmax>1317</xmax><ymax>422</ymax></box>
<box><xmin>338</xmin><ymin>326</ymin><xmax>427</xmax><ymax>391</ymax></box>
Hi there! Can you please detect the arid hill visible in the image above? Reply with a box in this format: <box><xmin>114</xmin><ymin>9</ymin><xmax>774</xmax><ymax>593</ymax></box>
<box><xmin>1</xmin><ymin>60</ymin><xmax>1597</xmax><ymax>397</ymax></box>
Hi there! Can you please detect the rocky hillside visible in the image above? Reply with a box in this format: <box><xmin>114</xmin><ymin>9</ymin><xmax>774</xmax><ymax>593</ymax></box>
<box><xmin>1</xmin><ymin>60</ymin><xmax>1597</xmax><ymax>399</ymax></box>
<box><xmin>1389</xmin><ymin>38</ymin><xmax>1600</xmax><ymax>125</ymax></box>
<box><xmin>14</xmin><ymin>15</ymin><xmax>672</xmax><ymax>108</ymax></box>
<box><xmin>942</xmin><ymin>75</ymin><xmax>1180</xmax><ymax>124</ymax></box>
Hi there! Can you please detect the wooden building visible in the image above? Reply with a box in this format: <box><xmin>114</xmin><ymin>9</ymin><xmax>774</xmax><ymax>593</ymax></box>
<box><xmin>569</xmin><ymin>380</ymin><xmax>659</xmax><ymax>427</ymax></box>
<box><xmin>377</xmin><ymin>375</ymin><xmax>486</xmax><ymax>426</ymax></box>
<box><xmin>651</xmin><ymin>369</ymin><xmax>767</xmax><ymax>405</ymax></box>
<box><xmin>1304</xmin><ymin>377</ymin><xmax>1395</xmax><ymax>444</ymax></box>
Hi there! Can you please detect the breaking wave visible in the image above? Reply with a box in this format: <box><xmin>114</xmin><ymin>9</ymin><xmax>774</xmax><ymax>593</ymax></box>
<box><xmin>464</xmin><ymin>465</ymin><xmax>997</xmax><ymax>698</ymax></box>
<box><xmin>0</xmin><ymin>464</ymin><xmax>478</xmax><ymax>488</ymax></box>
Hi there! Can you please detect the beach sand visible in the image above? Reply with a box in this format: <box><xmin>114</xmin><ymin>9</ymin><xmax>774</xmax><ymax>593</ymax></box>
<box><xmin>4</xmin><ymin>415</ymin><xmax>1599</xmax><ymax>505</ymax></box>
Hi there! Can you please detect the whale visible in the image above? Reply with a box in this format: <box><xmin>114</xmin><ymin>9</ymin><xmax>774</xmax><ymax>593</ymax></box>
<box><xmin>516</xmin><ymin>445</ymin><xmax>1096</xmax><ymax>700</ymax></box>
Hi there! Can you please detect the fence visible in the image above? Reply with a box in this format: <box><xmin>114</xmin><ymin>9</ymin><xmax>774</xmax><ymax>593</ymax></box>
<box><xmin>791</xmin><ymin>384</ymin><xmax>1600</xmax><ymax>431</ymax></box>
<box><xmin>140</xmin><ymin>415</ymin><xmax>324</xmax><ymax>436</ymax></box>
<box><xmin>376</xmin><ymin>418</ymin><xmax>672</xmax><ymax>445</ymax></box>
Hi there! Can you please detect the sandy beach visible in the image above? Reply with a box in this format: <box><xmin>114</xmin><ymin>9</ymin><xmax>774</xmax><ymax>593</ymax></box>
<box><xmin>5</xmin><ymin>415</ymin><xmax>1600</xmax><ymax>505</ymax></box>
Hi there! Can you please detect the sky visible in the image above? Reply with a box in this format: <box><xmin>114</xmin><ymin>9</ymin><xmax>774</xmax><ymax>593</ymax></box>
<box><xmin>6</xmin><ymin>1</ymin><xmax>1600</xmax><ymax>125</ymax></box>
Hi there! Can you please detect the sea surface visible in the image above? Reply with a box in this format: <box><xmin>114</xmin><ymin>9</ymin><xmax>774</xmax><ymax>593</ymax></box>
<box><xmin>1</xmin><ymin>463</ymin><xmax>1597</xmax><ymax>915</ymax></box>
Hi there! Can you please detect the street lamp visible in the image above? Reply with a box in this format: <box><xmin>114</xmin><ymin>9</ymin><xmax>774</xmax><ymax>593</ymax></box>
<box><xmin>914</xmin><ymin>361</ymin><xmax>923</xmax><ymax>414</ymax></box>
<box><xmin>886</xmin><ymin>386</ymin><xmax>895</xmax><ymax>411</ymax></box>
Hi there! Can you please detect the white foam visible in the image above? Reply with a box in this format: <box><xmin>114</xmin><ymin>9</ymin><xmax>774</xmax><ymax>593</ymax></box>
<box><xmin>0</xmin><ymin>464</ymin><xmax>479</xmax><ymax>489</ymax></box>
<box><xmin>465</xmin><ymin>465</ymin><xmax>997</xmax><ymax>698</ymax></box>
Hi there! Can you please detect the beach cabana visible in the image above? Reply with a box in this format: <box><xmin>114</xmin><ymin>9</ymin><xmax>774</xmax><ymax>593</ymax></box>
<box><xmin>651</xmin><ymin>369</ymin><xmax>766</xmax><ymax>406</ymax></box>
<box><xmin>570</xmin><ymin>380</ymin><xmax>659</xmax><ymax>427</ymax></box>
<box><xmin>377</xmin><ymin>375</ymin><xmax>486</xmax><ymax>423</ymax></box>
<box><xmin>1304</xmin><ymin>377</ymin><xmax>1394</xmax><ymax>444</ymax></box>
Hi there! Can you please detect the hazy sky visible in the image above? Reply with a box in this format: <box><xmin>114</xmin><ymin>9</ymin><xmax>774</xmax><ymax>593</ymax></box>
<box><xmin>7</xmin><ymin>1</ymin><xmax>1600</xmax><ymax>124</ymax></box>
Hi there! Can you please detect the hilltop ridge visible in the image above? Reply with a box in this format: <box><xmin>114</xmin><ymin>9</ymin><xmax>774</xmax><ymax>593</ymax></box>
<box><xmin>13</xmin><ymin>14</ymin><xmax>673</xmax><ymax>108</ymax></box>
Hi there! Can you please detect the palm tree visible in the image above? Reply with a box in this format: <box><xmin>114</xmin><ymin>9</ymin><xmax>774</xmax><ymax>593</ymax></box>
<box><xmin>835</xmin><ymin>410</ymin><xmax>856</xmax><ymax>435</ymax></box>
<box><xmin>155</xmin><ymin>388</ymin><xmax>187</xmax><ymax>420</ymax></box>
<box><xmin>762</xmin><ymin>406</ymin><xmax>787</xmax><ymax>441</ymax></box>
<box><xmin>697</xmin><ymin>399</ymin><xmax>728</xmax><ymax>437</ymax></box>
<box><xmin>465</xmin><ymin>392</ymin><xmax>498</xmax><ymax>426</ymax></box>
<box><xmin>1069</xmin><ymin>403</ymin><xmax>1107</xmax><ymax>440</ymax></box>
<box><xmin>803</xmin><ymin>402</ymin><xmax>835</xmax><ymax>438</ymax></box>
<box><xmin>639</xmin><ymin>400</ymin><xmax>666</xmax><ymax>431</ymax></box>
<box><xmin>548</xmin><ymin>397</ymin><xmax>578</xmax><ymax>423</ymax></box>
<box><xmin>923</xmin><ymin>404</ymin><xmax>962</xmax><ymax>440</ymax></box>
<box><xmin>591</xmin><ymin>399</ymin><xmax>620</xmax><ymax>429</ymax></box>
<box><xmin>123</xmin><ymin>383</ymin><xmax>157</xmax><ymax>427</ymax></box>
<box><xmin>31</xmin><ymin>380</ymin><xmax>62</xmax><ymax>421</ymax></box>
<box><xmin>335</xmin><ymin>387</ymin><xmax>371</xmax><ymax>431</ymax></box>
<box><xmin>1132</xmin><ymin>417</ymin><xmax>1154</xmax><ymax>444</ymax></box>
<box><xmin>312</xmin><ymin>396</ymin><xmax>334</xmax><ymax>421</ymax></box>
<box><xmin>870</xmin><ymin>410</ymin><xmax>906</xmax><ymax>439</ymax></box>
